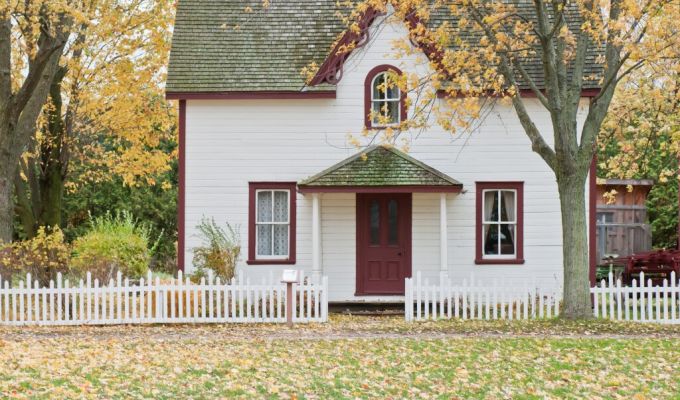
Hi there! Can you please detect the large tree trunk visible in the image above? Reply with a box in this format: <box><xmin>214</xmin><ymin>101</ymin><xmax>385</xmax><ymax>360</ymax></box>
<box><xmin>0</xmin><ymin>168</ymin><xmax>12</xmax><ymax>243</ymax></box>
<box><xmin>556</xmin><ymin>170</ymin><xmax>592</xmax><ymax>318</ymax></box>
<box><xmin>37</xmin><ymin>70</ymin><xmax>67</xmax><ymax>232</ymax></box>
<box><xmin>13</xmin><ymin>68</ymin><xmax>69</xmax><ymax>238</ymax></box>
<box><xmin>0</xmin><ymin>12</ymin><xmax>71</xmax><ymax>243</ymax></box>
<box><xmin>38</xmin><ymin>161</ymin><xmax>64</xmax><ymax>230</ymax></box>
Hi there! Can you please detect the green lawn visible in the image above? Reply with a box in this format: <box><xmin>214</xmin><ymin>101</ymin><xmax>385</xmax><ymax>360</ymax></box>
<box><xmin>1</xmin><ymin>317</ymin><xmax>679</xmax><ymax>399</ymax></box>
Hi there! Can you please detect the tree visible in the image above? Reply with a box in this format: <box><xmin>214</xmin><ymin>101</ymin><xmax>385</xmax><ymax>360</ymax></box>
<box><xmin>12</xmin><ymin>0</ymin><xmax>175</xmax><ymax>239</ymax></box>
<box><xmin>0</xmin><ymin>1</ymin><xmax>79</xmax><ymax>242</ymax></box>
<box><xmin>598</xmin><ymin>48</ymin><xmax>680</xmax><ymax>248</ymax></box>
<box><xmin>333</xmin><ymin>0</ymin><xmax>679</xmax><ymax>317</ymax></box>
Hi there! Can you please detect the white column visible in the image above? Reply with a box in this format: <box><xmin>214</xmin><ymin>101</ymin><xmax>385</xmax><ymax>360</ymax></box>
<box><xmin>439</xmin><ymin>193</ymin><xmax>448</xmax><ymax>280</ymax></box>
<box><xmin>312</xmin><ymin>193</ymin><xmax>322</xmax><ymax>283</ymax></box>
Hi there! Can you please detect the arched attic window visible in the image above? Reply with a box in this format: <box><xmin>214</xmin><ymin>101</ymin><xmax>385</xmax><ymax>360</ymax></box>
<box><xmin>364</xmin><ymin>65</ymin><xmax>407</xmax><ymax>129</ymax></box>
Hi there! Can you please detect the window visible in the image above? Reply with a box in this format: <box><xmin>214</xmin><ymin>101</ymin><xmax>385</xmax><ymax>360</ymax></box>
<box><xmin>364</xmin><ymin>65</ymin><xmax>407</xmax><ymax>129</ymax></box>
<box><xmin>247</xmin><ymin>182</ymin><xmax>296</xmax><ymax>264</ymax></box>
<box><xmin>475</xmin><ymin>182</ymin><xmax>524</xmax><ymax>264</ymax></box>
<box><xmin>596</xmin><ymin>211</ymin><xmax>614</xmax><ymax>224</ymax></box>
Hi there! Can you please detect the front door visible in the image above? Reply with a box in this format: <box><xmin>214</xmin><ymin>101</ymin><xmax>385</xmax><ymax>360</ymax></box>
<box><xmin>356</xmin><ymin>193</ymin><xmax>412</xmax><ymax>295</ymax></box>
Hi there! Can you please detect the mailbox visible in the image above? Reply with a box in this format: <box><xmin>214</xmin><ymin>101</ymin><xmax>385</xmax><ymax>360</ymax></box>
<box><xmin>281</xmin><ymin>269</ymin><xmax>300</xmax><ymax>284</ymax></box>
<box><xmin>281</xmin><ymin>269</ymin><xmax>300</xmax><ymax>327</ymax></box>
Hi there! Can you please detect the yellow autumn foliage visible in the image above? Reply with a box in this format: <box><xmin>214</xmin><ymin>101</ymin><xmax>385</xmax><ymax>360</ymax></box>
<box><xmin>0</xmin><ymin>227</ymin><xmax>70</xmax><ymax>286</ymax></box>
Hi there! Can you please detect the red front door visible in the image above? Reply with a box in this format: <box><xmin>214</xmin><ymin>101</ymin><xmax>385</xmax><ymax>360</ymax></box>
<box><xmin>356</xmin><ymin>193</ymin><xmax>412</xmax><ymax>295</ymax></box>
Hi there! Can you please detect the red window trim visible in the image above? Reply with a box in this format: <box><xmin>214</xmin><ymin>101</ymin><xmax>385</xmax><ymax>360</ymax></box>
<box><xmin>364</xmin><ymin>64</ymin><xmax>407</xmax><ymax>129</ymax></box>
<box><xmin>475</xmin><ymin>182</ymin><xmax>525</xmax><ymax>265</ymax></box>
<box><xmin>247</xmin><ymin>182</ymin><xmax>297</xmax><ymax>265</ymax></box>
<box><xmin>166</xmin><ymin>91</ymin><xmax>336</xmax><ymax>100</ymax></box>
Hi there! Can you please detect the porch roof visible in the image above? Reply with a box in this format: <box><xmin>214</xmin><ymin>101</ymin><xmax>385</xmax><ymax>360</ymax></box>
<box><xmin>298</xmin><ymin>145</ymin><xmax>463</xmax><ymax>193</ymax></box>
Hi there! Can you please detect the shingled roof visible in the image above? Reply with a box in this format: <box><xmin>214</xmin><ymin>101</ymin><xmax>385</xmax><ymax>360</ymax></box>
<box><xmin>167</xmin><ymin>0</ymin><xmax>603</xmax><ymax>94</ymax></box>
<box><xmin>167</xmin><ymin>0</ymin><xmax>343</xmax><ymax>93</ymax></box>
<box><xmin>297</xmin><ymin>146</ymin><xmax>463</xmax><ymax>190</ymax></box>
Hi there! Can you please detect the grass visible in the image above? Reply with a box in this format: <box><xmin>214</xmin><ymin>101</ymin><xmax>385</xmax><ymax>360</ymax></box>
<box><xmin>0</xmin><ymin>316</ymin><xmax>679</xmax><ymax>399</ymax></box>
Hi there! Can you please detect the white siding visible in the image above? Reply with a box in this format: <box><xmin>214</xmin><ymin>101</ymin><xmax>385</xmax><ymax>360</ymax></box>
<box><xmin>183</xmin><ymin>15</ymin><xmax>591</xmax><ymax>301</ymax></box>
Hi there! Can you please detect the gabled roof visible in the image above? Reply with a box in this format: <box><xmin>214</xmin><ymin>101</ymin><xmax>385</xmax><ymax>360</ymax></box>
<box><xmin>167</xmin><ymin>0</ymin><xmax>343</xmax><ymax>93</ymax></box>
<box><xmin>167</xmin><ymin>0</ymin><xmax>603</xmax><ymax>95</ymax></box>
<box><xmin>298</xmin><ymin>146</ymin><xmax>463</xmax><ymax>192</ymax></box>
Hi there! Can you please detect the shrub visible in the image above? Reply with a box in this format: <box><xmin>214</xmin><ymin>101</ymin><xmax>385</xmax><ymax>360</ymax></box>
<box><xmin>0</xmin><ymin>227</ymin><xmax>70</xmax><ymax>286</ymax></box>
<box><xmin>71</xmin><ymin>211</ymin><xmax>160</xmax><ymax>281</ymax></box>
<box><xmin>63</xmin><ymin>174</ymin><xmax>178</xmax><ymax>274</ymax></box>
<box><xmin>192</xmin><ymin>217</ymin><xmax>240</xmax><ymax>282</ymax></box>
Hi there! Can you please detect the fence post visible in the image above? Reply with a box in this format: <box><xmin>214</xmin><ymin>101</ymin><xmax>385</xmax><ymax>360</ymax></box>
<box><xmin>671</xmin><ymin>271</ymin><xmax>677</xmax><ymax>322</ymax></box>
<box><xmin>405</xmin><ymin>277</ymin><xmax>412</xmax><ymax>322</ymax></box>
<box><xmin>285</xmin><ymin>281</ymin><xmax>294</xmax><ymax>327</ymax></box>
<box><xmin>416</xmin><ymin>272</ymin><xmax>422</xmax><ymax>320</ymax></box>
<box><xmin>26</xmin><ymin>274</ymin><xmax>31</xmax><ymax>324</ymax></box>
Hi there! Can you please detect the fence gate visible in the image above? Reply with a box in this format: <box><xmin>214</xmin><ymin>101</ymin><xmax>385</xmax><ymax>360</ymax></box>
<box><xmin>0</xmin><ymin>271</ymin><xmax>328</xmax><ymax>326</ymax></box>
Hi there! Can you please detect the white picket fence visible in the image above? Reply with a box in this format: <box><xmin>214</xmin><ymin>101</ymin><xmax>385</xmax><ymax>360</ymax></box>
<box><xmin>591</xmin><ymin>272</ymin><xmax>679</xmax><ymax>324</ymax></box>
<box><xmin>405</xmin><ymin>272</ymin><xmax>562</xmax><ymax>321</ymax></box>
<box><xmin>0</xmin><ymin>271</ymin><xmax>328</xmax><ymax>326</ymax></box>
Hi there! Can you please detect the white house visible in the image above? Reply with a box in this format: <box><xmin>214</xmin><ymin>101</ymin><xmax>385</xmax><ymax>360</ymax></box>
<box><xmin>166</xmin><ymin>1</ymin><xmax>599</xmax><ymax>302</ymax></box>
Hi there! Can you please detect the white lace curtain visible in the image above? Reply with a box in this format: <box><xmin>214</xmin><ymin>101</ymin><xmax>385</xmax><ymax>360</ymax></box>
<box><xmin>257</xmin><ymin>190</ymin><xmax>289</xmax><ymax>256</ymax></box>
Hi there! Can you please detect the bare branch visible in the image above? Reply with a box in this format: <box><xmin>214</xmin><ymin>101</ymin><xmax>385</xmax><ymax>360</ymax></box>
<box><xmin>515</xmin><ymin>62</ymin><xmax>551</xmax><ymax>108</ymax></box>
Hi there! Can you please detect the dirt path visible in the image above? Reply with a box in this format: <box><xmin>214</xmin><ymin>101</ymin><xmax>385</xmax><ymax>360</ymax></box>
<box><xmin>1</xmin><ymin>317</ymin><xmax>679</xmax><ymax>342</ymax></box>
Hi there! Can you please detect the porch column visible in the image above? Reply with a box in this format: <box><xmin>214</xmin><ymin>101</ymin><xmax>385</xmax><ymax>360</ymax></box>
<box><xmin>439</xmin><ymin>193</ymin><xmax>448</xmax><ymax>280</ymax></box>
<box><xmin>312</xmin><ymin>193</ymin><xmax>322</xmax><ymax>283</ymax></box>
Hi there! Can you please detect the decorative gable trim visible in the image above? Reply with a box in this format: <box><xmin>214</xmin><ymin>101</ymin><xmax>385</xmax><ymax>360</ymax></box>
<box><xmin>308</xmin><ymin>8</ymin><xmax>443</xmax><ymax>87</ymax></box>
<box><xmin>308</xmin><ymin>7</ymin><xmax>384</xmax><ymax>86</ymax></box>
<box><xmin>307</xmin><ymin>6</ymin><xmax>602</xmax><ymax>99</ymax></box>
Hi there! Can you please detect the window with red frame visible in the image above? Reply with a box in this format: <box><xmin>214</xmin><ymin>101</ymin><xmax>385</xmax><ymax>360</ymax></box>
<box><xmin>247</xmin><ymin>182</ymin><xmax>296</xmax><ymax>265</ymax></box>
<box><xmin>475</xmin><ymin>182</ymin><xmax>524</xmax><ymax>264</ymax></box>
<box><xmin>364</xmin><ymin>65</ymin><xmax>407</xmax><ymax>129</ymax></box>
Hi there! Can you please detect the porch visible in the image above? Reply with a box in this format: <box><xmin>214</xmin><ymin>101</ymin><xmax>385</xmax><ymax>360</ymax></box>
<box><xmin>297</xmin><ymin>145</ymin><xmax>463</xmax><ymax>302</ymax></box>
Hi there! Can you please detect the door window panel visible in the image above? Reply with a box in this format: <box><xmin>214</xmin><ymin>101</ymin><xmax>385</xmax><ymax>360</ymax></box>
<box><xmin>388</xmin><ymin>199</ymin><xmax>398</xmax><ymax>245</ymax></box>
<box><xmin>370</xmin><ymin>200</ymin><xmax>380</xmax><ymax>245</ymax></box>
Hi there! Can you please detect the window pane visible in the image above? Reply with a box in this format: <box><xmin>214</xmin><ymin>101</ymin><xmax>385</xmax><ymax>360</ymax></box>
<box><xmin>483</xmin><ymin>224</ymin><xmax>499</xmax><ymax>255</ymax></box>
<box><xmin>273</xmin><ymin>191</ymin><xmax>288</xmax><ymax>222</ymax></box>
<box><xmin>372</xmin><ymin>73</ymin><xmax>385</xmax><ymax>99</ymax></box>
<box><xmin>597</xmin><ymin>212</ymin><xmax>613</xmax><ymax>224</ymax></box>
<box><xmin>257</xmin><ymin>191</ymin><xmax>272</xmax><ymax>222</ymax></box>
<box><xmin>386</xmin><ymin>100</ymin><xmax>400</xmax><ymax>124</ymax></box>
<box><xmin>385</xmin><ymin>75</ymin><xmax>400</xmax><ymax>100</ymax></box>
<box><xmin>372</xmin><ymin>101</ymin><xmax>383</xmax><ymax>124</ymax></box>
<box><xmin>500</xmin><ymin>190</ymin><xmax>515</xmax><ymax>222</ymax></box>
<box><xmin>388</xmin><ymin>199</ymin><xmax>398</xmax><ymax>245</ymax></box>
<box><xmin>483</xmin><ymin>191</ymin><xmax>499</xmax><ymax>222</ymax></box>
<box><xmin>500</xmin><ymin>224</ymin><xmax>515</xmax><ymax>255</ymax></box>
<box><xmin>370</xmin><ymin>200</ymin><xmax>380</xmax><ymax>245</ymax></box>
<box><xmin>257</xmin><ymin>225</ymin><xmax>272</xmax><ymax>255</ymax></box>
<box><xmin>273</xmin><ymin>224</ymin><xmax>288</xmax><ymax>256</ymax></box>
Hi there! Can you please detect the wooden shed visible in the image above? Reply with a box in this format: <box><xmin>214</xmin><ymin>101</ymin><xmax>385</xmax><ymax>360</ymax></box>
<box><xmin>595</xmin><ymin>179</ymin><xmax>653</xmax><ymax>263</ymax></box>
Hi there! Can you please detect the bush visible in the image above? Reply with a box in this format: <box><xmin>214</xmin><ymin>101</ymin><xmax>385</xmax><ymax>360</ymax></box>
<box><xmin>192</xmin><ymin>217</ymin><xmax>240</xmax><ymax>282</ymax></box>
<box><xmin>71</xmin><ymin>211</ymin><xmax>159</xmax><ymax>281</ymax></box>
<box><xmin>0</xmin><ymin>227</ymin><xmax>70</xmax><ymax>286</ymax></box>
<box><xmin>63</xmin><ymin>173</ymin><xmax>178</xmax><ymax>274</ymax></box>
